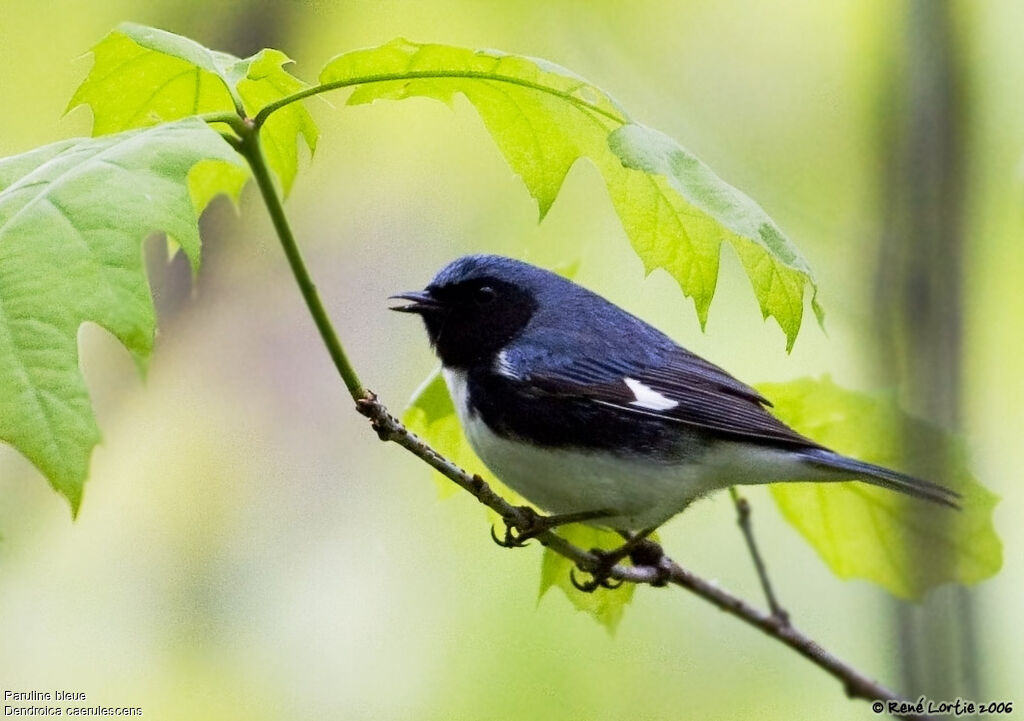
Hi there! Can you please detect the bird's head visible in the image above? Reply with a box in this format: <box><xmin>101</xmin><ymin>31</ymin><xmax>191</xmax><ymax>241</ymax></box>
<box><xmin>390</xmin><ymin>255</ymin><xmax>554</xmax><ymax>367</ymax></box>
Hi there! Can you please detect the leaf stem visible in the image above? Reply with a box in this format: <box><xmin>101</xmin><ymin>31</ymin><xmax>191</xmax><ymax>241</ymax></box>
<box><xmin>238</xmin><ymin>125</ymin><xmax>366</xmax><ymax>401</ymax></box>
<box><xmin>200</xmin><ymin>111</ymin><xmax>249</xmax><ymax>136</ymax></box>
<box><xmin>252</xmin><ymin>70</ymin><xmax>629</xmax><ymax>130</ymax></box>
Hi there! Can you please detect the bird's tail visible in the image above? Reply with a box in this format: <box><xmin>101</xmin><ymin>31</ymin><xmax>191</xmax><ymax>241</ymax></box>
<box><xmin>800</xmin><ymin>448</ymin><xmax>961</xmax><ymax>510</ymax></box>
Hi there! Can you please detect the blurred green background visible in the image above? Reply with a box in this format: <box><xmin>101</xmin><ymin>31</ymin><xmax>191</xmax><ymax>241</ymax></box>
<box><xmin>1</xmin><ymin>1</ymin><xmax>1020</xmax><ymax>719</ymax></box>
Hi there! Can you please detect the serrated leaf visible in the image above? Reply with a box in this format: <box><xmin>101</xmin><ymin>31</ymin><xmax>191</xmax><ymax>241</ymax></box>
<box><xmin>68</xmin><ymin>27</ymin><xmax>236</xmax><ymax>135</ymax></box>
<box><xmin>324</xmin><ymin>40</ymin><xmax>607</xmax><ymax>219</ymax></box>
<box><xmin>0</xmin><ymin>119</ymin><xmax>246</xmax><ymax>513</ymax></box>
<box><xmin>608</xmin><ymin>124</ymin><xmax>822</xmax><ymax>346</ymax></box>
<box><xmin>236</xmin><ymin>49</ymin><xmax>319</xmax><ymax>195</ymax></box>
<box><xmin>186</xmin><ymin>159</ymin><xmax>250</xmax><ymax>225</ymax></box>
<box><xmin>69</xmin><ymin>23</ymin><xmax>317</xmax><ymax>195</ymax></box>
<box><xmin>320</xmin><ymin>39</ymin><xmax>818</xmax><ymax>347</ymax></box>
<box><xmin>538</xmin><ymin>524</ymin><xmax>636</xmax><ymax>634</ymax></box>
<box><xmin>760</xmin><ymin>376</ymin><xmax>1002</xmax><ymax>600</ymax></box>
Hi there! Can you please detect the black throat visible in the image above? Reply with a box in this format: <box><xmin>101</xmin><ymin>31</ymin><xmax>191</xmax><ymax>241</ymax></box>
<box><xmin>420</xmin><ymin>278</ymin><xmax>538</xmax><ymax>368</ymax></box>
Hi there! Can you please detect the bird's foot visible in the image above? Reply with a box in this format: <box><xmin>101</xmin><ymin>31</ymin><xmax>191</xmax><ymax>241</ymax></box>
<box><xmin>490</xmin><ymin>507</ymin><xmax>614</xmax><ymax>548</ymax></box>
<box><xmin>570</xmin><ymin>548</ymin><xmax>626</xmax><ymax>592</ymax></box>
<box><xmin>570</xmin><ymin>530</ymin><xmax>669</xmax><ymax>592</ymax></box>
<box><xmin>490</xmin><ymin>506</ymin><xmax>546</xmax><ymax>548</ymax></box>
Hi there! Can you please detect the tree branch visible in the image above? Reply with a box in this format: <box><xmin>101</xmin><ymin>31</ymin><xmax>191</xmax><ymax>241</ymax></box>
<box><xmin>729</xmin><ymin>487</ymin><xmax>789</xmax><ymax>624</ymax></box>
<box><xmin>355</xmin><ymin>392</ymin><xmax>934</xmax><ymax>719</ymax></box>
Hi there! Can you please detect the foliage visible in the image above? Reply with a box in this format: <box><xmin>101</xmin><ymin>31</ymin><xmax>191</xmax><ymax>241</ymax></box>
<box><xmin>538</xmin><ymin>523</ymin><xmax>637</xmax><ymax>632</ymax></box>
<box><xmin>0</xmin><ymin>120</ymin><xmax>244</xmax><ymax>512</ymax></box>
<box><xmin>321</xmin><ymin>39</ymin><xmax>821</xmax><ymax>343</ymax></box>
<box><xmin>761</xmin><ymin>376</ymin><xmax>1002</xmax><ymax>600</ymax></box>
<box><xmin>69</xmin><ymin>23</ymin><xmax>316</xmax><ymax>195</ymax></box>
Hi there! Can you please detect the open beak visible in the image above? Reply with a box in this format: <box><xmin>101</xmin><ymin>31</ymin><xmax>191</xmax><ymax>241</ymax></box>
<box><xmin>388</xmin><ymin>290</ymin><xmax>443</xmax><ymax>314</ymax></box>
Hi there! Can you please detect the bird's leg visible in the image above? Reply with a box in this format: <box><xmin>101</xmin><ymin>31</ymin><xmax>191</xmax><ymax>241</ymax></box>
<box><xmin>570</xmin><ymin>526</ymin><xmax>669</xmax><ymax>592</ymax></box>
<box><xmin>490</xmin><ymin>507</ymin><xmax>616</xmax><ymax>548</ymax></box>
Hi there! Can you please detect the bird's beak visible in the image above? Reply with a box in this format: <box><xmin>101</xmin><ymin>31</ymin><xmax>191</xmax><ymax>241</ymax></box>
<box><xmin>388</xmin><ymin>290</ymin><xmax>443</xmax><ymax>314</ymax></box>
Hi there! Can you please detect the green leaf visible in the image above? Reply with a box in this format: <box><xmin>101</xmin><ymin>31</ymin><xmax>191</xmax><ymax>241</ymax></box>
<box><xmin>760</xmin><ymin>376</ymin><xmax>1002</xmax><ymax>600</ymax></box>
<box><xmin>0</xmin><ymin>119</ymin><xmax>246</xmax><ymax>514</ymax></box>
<box><xmin>320</xmin><ymin>39</ymin><xmax>819</xmax><ymax>347</ymax></box>
<box><xmin>236</xmin><ymin>49</ymin><xmax>319</xmax><ymax>195</ymax></box>
<box><xmin>324</xmin><ymin>41</ymin><xmax>617</xmax><ymax>219</ymax></box>
<box><xmin>185</xmin><ymin>159</ymin><xmax>250</xmax><ymax>225</ymax></box>
<box><xmin>608</xmin><ymin>124</ymin><xmax>824</xmax><ymax>346</ymax></box>
<box><xmin>538</xmin><ymin>524</ymin><xmax>636</xmax><ymax>634</ymax></box>
<box><xmin>68</xmin><ymin>25</ymin><xmax>237</xmax><ymax>134</ymax></box>
<box><xmin>69</xmin><ymin>23</ymin><xmax>317</xmax><ymax>195</ymax></box>
<box><xmin>403</xmin><ymin>367</ymin><xmax>634</xmax><ymax>631</ymax></box>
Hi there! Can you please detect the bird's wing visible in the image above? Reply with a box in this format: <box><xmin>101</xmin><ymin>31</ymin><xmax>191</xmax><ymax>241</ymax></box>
<box><xmin>507</xmin><ymin>345</ymin><xmax>822</xmax><ymax>449</ymax></box>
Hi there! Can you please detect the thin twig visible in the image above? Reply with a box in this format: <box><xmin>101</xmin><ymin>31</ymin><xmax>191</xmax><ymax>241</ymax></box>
<box><xmin>355</xmin><ymin>392</ymin><xmax>930</xmax><ymax>718</ymax></box>
<box><xmin>729</xmin><ymin>487</ymin><xmax>789</xmax><ymax>625</ymax></box>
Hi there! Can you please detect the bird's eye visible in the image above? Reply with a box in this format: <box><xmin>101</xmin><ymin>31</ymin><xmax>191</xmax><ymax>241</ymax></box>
<box><xmin>473</xmin><ymin>286</ymin><xmax>497</xmax><ymax>306</ymax></box>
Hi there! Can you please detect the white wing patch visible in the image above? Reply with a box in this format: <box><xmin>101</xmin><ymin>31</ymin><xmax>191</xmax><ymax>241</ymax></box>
<box><xmin>623</xmin><ymin>377</ymin><xmax>678</xmax><ymax>411</ymax></box>
<box><xmin>494</xmin><ymin>350</ymin><xmax>521</xmax><ymax>380</ymax></box>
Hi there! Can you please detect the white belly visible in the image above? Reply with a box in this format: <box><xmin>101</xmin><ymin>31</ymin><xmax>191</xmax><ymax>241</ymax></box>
<box><xmin>443</xmin><ymin>368</ymin><xmax>828</xmax><ymax>530</ymax></box>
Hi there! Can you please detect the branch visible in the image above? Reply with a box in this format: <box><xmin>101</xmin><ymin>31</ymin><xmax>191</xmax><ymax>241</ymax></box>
<box><xmin>729</xmin><ymin>487</ymin><xmax>789</xmax><ymax>624</ymax></box>
<box><xmin>356</xmin><ymin>392</ymin><xmax>932</xmax><ymax>720</ymax></box>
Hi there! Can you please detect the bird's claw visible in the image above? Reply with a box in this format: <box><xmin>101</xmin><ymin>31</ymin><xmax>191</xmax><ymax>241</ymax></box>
<box><xmin>568</xmin><ymin>548</ymin><xmax>626</xmax><ymax>593</ymax></box>
<box><xmin>491</xmin><ymin>507</ymin><xmax>618</xmax><ymax>549</ymax></box>
<box><xmin>569</xmin><ymin>565</ymin><xmax>624</xmax><ymax>592</ymax></box>
<box><xmin>490</xmin><ymin>522</ymin><xmax>529</xmax><ymax>548</ymax></box>
<box><xmin>490</xmin><ymin>506</ymin><xmax>545</xmax><ymax>548</ymax></box>
<box><xmin>569</xmin><ymin>537</ymin><xmax>670</xmax><ymax>592</ymax></box>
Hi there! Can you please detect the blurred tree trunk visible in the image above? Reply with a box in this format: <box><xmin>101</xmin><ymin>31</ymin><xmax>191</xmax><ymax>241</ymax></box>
<box><xmin>873</xmin><ymin>0</ymin><xmax>979</xmax><ymax>703</ymax></box>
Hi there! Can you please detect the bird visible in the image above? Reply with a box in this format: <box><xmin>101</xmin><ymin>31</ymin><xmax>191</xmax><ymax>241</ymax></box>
<box><xmin>390</xmin><ymin>254</ymin><xmax>959</xmax><ymax>559</ymax></box>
